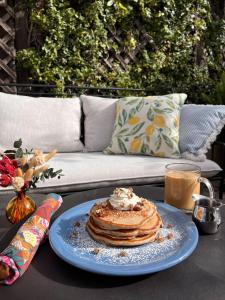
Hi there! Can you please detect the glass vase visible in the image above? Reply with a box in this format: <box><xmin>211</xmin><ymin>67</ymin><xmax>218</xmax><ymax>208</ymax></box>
<box><xmin>5</xmin><ymin>191</ymin><xmax>36</xmax><ymax>224</ymax></box>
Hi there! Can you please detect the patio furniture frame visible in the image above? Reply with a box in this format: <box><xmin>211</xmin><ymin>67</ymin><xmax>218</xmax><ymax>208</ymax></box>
<box><xmin>0</xmin><ymin>82</ymin><xmax>147</xmax><ymax>97</ymax></box>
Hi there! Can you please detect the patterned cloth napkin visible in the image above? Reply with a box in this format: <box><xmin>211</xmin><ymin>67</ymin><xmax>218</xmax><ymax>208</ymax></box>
<box><xmin>0</xmin><ymin>193</ymin><xmax>63</xmax><ymax>285</ymax></box>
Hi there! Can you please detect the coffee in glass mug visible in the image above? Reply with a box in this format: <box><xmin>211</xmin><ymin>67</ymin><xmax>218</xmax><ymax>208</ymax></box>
<box><xmin>165</xmin><ymin>163</ymin><xmax>214</xmax><ymax>211</ymax></box>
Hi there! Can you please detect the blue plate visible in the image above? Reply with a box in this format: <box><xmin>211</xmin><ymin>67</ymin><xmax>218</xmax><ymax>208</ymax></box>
<box><xmin>49</xmin><ymin>198</ymin><xmax>198</xmax><ymax>276</ymax></box>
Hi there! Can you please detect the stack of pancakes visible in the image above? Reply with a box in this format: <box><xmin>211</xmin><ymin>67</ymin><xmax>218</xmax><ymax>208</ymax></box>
<box><xmin>86</xmin><ymin>198</ymin><xmax>162</xmax><ymax>247</ymax></box>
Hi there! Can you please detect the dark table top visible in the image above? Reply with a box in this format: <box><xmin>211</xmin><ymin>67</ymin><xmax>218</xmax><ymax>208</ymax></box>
<box><xmin>0</xmin><ymin>185</ymin><xmax>225</xmax><ymax>300</ymax></box>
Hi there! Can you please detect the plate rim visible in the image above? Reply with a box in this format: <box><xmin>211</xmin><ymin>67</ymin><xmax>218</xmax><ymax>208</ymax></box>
<box><xmin>49</xmin><ymin>198</ymin><xmax>198</xmax><ymax>276</ymax></box>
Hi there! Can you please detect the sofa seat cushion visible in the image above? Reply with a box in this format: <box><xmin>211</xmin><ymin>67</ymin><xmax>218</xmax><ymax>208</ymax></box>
<box><xmin>0</xmin><ymin>153</ymin><xmax>221</xmax><ymax>194</ymax></box>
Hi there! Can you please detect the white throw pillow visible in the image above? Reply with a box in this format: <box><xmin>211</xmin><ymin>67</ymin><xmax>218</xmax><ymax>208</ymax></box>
<box><xmin>0</xmin><ymin>92</ymin><xmax>84</xmax><ymax>152</ymax></box>
<box><xmin>80</xmin><ymin>95</ymin><xmax>118</xmax><ymax>151</ymax></box>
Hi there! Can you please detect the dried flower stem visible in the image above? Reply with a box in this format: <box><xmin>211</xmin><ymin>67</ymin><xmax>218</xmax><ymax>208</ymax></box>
<box><xmin>24</xmin><ymin>169</ymin><xmax>34</xmax><ymax>181</ymax></box>
<box><xmin>16</xmin><ymin>168</ymin><xmax>23</xmax><ymax>177</ymax></box>
<box><xmin>45</xmin><ymin>149</ymin><xmax>57</xmax><ymax>162</ymax></box>
<box><xmin>20</xmin><ymin>155</ymin><xmax>28</xmax><ymax>166</ymax></box>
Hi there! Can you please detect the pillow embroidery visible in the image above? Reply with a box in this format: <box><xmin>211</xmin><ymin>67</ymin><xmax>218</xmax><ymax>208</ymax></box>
<box><xmin>104</xmin><ymin>94</ymin><xmax>187</xmax><ymax>158</ymax></box>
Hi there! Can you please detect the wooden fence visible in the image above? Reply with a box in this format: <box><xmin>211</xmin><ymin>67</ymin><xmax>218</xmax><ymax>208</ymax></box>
<box><xmin>0</xmin><ymin>0</ymin><xmax>16</xmax><ymax>93</ymax></box>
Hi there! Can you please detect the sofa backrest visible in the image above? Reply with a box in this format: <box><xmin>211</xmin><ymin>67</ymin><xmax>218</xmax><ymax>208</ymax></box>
<box><xmin>0</xmin><ymin>83</ymin><xmax>224</xmax><ymax>153</ymax></box>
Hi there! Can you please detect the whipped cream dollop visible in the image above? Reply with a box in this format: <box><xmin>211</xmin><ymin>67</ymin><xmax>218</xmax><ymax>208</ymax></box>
<box><xmin>109</xmin><ymin>188</ymin><xmax>141</xmax><ymax>210</ymax></box>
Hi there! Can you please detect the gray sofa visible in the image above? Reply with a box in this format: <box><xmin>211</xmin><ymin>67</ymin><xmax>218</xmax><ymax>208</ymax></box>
<box><xmin>0</xmin><ymin>91</ymin><xmax>223</xmax><ymax>195</ymax></box>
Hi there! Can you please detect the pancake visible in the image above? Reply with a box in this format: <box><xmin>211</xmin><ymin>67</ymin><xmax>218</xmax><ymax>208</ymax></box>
<box><xmin>138</xmin><ymin>213</ymin><xmax>162</xmax><ymax>235</ymax></box>
<box><xmin>85</xmin><ymin>188</ymin><xmax>163</xmax><ymax>247</ymax></box>
<box><xmin>88</xmin><ymin>213</ymin><xmax>162</xmax><ymax>238</ymax></box>
<box><xmin>86</xmin><ymin>223</ymin><xmax>158</xmax><ymax>247</ymax></box>
<box><xmin>90</xmin><ymin>199</ymin><xmax>156</xmax><ymax>230</ymax></box>
<box><xmin>87</xmin><ymin>219</ymin><xmax>138</xmax><ymax>240</ymax></box>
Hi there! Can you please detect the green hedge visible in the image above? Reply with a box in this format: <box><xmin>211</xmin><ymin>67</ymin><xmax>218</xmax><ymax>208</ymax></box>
<box><xmin>17</xmin><ymin>0</ymin><xmax>225</xmax><ymax>103</ymax></box>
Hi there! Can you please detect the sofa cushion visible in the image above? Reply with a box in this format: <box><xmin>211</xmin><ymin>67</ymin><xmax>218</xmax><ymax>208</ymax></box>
<box><xmin>0</xmin><ymin>92</ymin><xmax>84</xmax><ymax>152</ymax></box>
<box><xmin>180</xmin><ymin>104</ymin><xmax>225</xmax><ymax>161</ymax></box>
<box><xmin>0</xmin><ymin>153</ymin><xmax>220</xmax><ymax>194</ymax></box>
<box><xmin>80</xmin><ymin>95</ymin><xmax>118</xmax><ymax>151</ymax></box>
<box><xmin>104</xmin><ymin>94</ymin><xmax>187</xmax><ymax>158</ymax></box>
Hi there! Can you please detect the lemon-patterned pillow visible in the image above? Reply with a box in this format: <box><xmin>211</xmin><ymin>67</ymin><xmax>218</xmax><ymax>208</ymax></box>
<box><xmin>104</xmin><ymin>94</ymin><xmax>187</xmax><ymax>158</ymax></box>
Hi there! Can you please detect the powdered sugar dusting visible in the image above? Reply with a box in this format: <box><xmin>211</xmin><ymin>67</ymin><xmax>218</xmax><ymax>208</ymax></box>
<box><xmin>61</xmin><ymin>213</ymin><xmax>186</xmax><ymax>266</ymax></box>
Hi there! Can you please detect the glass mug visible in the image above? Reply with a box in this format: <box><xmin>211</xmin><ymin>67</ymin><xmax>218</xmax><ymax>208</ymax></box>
<box><xmin>164</xmin><ymin>163</ymin><xmax>214</xmax><ymax>212</ymax></box>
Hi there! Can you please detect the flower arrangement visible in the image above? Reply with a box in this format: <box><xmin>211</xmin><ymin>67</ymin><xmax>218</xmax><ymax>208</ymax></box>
<box><xmin>0</xmin><ymin>139</ymin><xmax>63</xmax><ymax>192</ymax></box>
<box><xmin>0</xmin><ymin>139</ymin><xmax>63</xmax><ymax>224</ymax></box>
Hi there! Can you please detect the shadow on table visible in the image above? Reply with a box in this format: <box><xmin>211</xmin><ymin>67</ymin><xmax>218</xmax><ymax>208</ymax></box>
<box><xmin>32</xmin><ymin>241</ymin><xmax>152</xmax><ymax>288</ymax></box>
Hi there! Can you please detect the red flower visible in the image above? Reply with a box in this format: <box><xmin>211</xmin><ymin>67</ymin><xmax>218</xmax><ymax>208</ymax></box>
<box><xmin>0</xmin><ymin>174</ymin><xmax>11</xmax><ymax>187</ymax></box>
<box><xmin>11</xmin><ymin>159</ymin><xmax>18</xmax><ymax>168</ymax></box>
<box><xmin>0</xmin><ymin>156</ymin><xmax>17</xmax><ymax>177</ymax></box>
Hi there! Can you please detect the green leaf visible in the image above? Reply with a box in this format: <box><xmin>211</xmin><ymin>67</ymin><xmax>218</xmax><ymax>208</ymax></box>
<box><xmin>141</xmin><ymin>143</ymin><xmax>149</xmax><ymax>154</ymax></box>
<box><xmin>117</xmin><ymin>128</ymin><xmax>129</xmax><ymax>135</ymax></box>
<box><xmin>118</xmin><ymin>114</ymin><xmax>123</xmax><ymax>127</ymax></box>
<box><xmin>167</xmin><ymin>101</ymin><xmax>176</xmax><ymax>110</ymax></box>
<box><xmin>107</xmin><ymin>0</ymin><xmax>114</xmax><ymax>6</ymax></box>
<box><xmin>128</xmin><ymin>108</ymin><xmax>137</xmax><ymax>119</ymax></box>
<box><xmin>15</xmin><ymin>148</ymin><xmax>23</xmax><ymax>158</ymax></box>
<box><xmin>171</xmin><ymin>136</ymin><xmax>179</xmax><ymax>143</ymax></box>
<box><xmin>154</xmin><ymin>108</ymin><xmax>173</xmax><ymax>114</ymax></box>
<box><xmin>162</xmin><ymin>134</ymin><xmax>174</xmax><ymax>149</ymax></box>
<box><xmin>54</xmin><ymin>169</ymin><xmax>63</xmax><ymax>175</ymax></box>
<box><xmin>50</xmin><ymin>169</ymin><xmax>63</xmax><ymax>178</ymax></box>
<box><xmin>117</xmin><ymin>138</ymin><xmax>127</xmax><ymax>153</ymax></box>
<box><xmin>155</xmin><ymin>136</ymin><xmax>162</xmax><ymax>151</ymax></box>
<box><xmin>14</xmin><ymin>139</ymin><xmax>22</xmax><ymax>148</ymax></box>
<box><xmin>126</xmin><ymin>121</ymin><xmax>145</xmax><ymax>136</ymax></box>
<box><xmin>172</xmin><ymin>151</ymin><xmax>180</xmax><ymax>157</ymax></box>
<box><xmin>29</xmin><ymin>181</ymin><xmax>36</xmax><ymax>188</ymax></box>
<box><xmin>147</xmin><ymin>108</ymin><xmax>154</xmax><ymax>121</ymax></box>
<box><xmin>122</xmin><ymin>109</ymin><xmax>128</xmax><ymax>124</ymax></box>
<box><xmin>126</xmin><ymin>98</ymin><xmax>139</xmax><ymax>105</ymax></box>
<box><xmin>136</xmin><ymin>132</ymin><xmax>146</xmax><ymax>138</ymax></box>
<box><xmin>135</xmin><ymin>99</ymin><xmax>144</xmax><ymax>112</ymax></box>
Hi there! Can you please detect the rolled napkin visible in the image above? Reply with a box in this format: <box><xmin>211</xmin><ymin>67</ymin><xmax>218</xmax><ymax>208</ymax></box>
<box><xmin>0</xmin><ymin>193</ymin><xmax>63</xmax><ymax>285</ymax></box>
